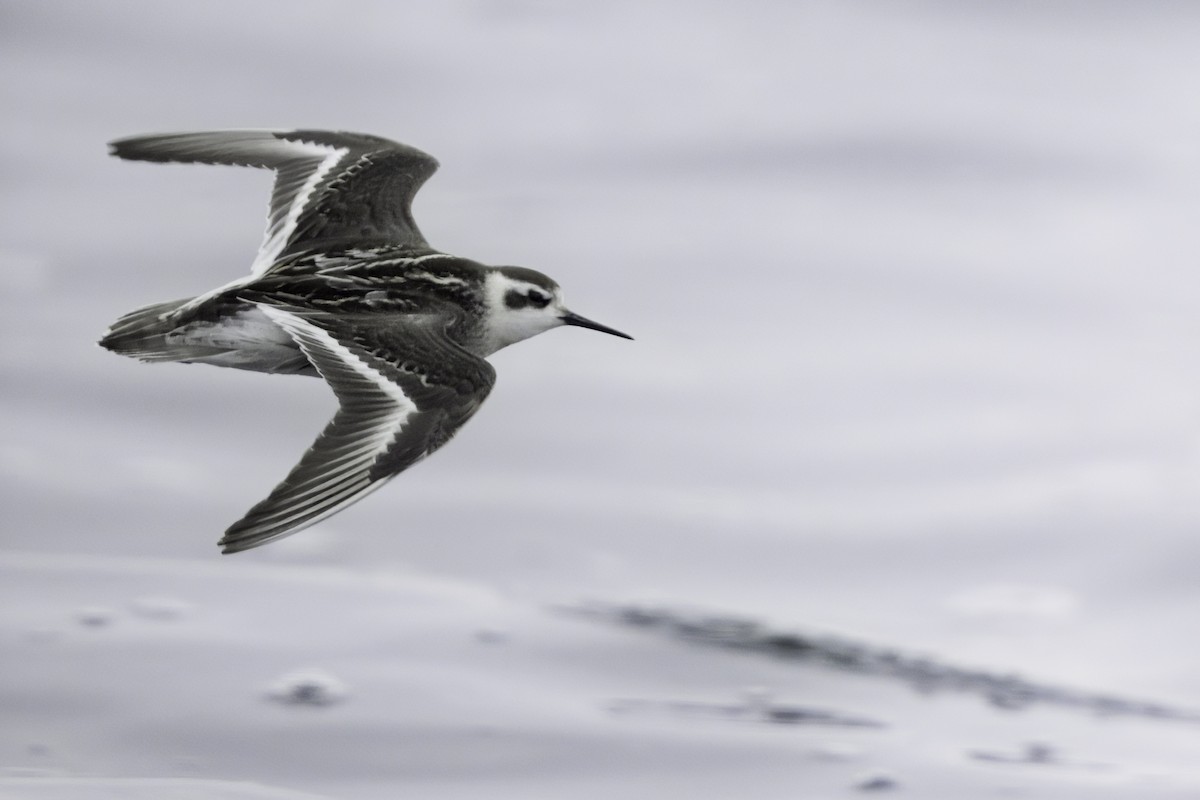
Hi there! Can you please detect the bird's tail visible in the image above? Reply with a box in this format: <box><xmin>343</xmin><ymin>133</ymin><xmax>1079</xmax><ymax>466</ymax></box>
<box><xmin>99</xmin><ymin>297</ymin><xmax>223</xmax><ymax>362</ymax></box>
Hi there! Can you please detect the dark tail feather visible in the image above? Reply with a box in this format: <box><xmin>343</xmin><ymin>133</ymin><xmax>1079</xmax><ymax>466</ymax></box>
<box><xmin>99</xmin><ymin>297</ymin><xmax>226</xmax><ymax>363</ymax></box>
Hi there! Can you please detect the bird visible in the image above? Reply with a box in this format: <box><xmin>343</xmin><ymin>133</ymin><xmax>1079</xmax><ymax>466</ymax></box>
<box><xmin>99</xmin><ymin>129</ymin><xmax>631</xmax><ymax>554</ymax></box>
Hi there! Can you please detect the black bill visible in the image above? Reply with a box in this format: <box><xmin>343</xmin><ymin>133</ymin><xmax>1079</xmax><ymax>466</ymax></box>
<box><xmin>560</xmin><ymin>311</ymin><xmax>633</xmax><ymax>340</ymax></box>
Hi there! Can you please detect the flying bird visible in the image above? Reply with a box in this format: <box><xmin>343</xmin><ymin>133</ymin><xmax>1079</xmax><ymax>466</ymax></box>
<box><xmin>100</xmin><ymin>129</ymin><xmax>631</xmax><ymax>554</ymax></box>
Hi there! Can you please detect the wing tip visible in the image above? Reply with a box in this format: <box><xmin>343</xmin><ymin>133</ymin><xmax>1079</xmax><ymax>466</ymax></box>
<box><xmin>106</xmin><ymin>133</ymin><xmax>189</xmax><ymax>163</ymax></box>
<box><xmin>107</xmin><ymin>135</ymin><xmax>142</xmax><ymax>160</ymax></box>
<box><xmin>106</xmin><ymin>129</ymin><xmax>289</xmax><ymax>164</ymax></box>
<box><xmin>218</xmin><ymin>530</ymin><xmax>279</xmax><ymax>555</ymax></box>
<box><xmin>218</xmin><ymin>509</ymin><xmax>300</xmax><ymax>554</ymax></box>
<box><xmin>218</xmin><ymin>498</ymin><xmax>341</xmax><ymax>555</ymax></box>
<box><xmin>218</xmin><ymin>510</ymin><xmax>290</xmax><ymax>554</ymax></box>
<box><xmin>217</xmin><ymin>528</ymin><xmax>260</xmax><ymax>555</ymax></box>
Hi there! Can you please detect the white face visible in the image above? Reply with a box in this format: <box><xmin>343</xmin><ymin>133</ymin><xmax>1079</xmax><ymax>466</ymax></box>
<box><xmin>480</xmin><ymin>272</ymin><xmax>567</xmax><ymax>355</ymax></box>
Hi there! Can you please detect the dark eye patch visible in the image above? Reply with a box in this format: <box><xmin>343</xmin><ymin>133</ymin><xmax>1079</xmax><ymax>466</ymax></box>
<box><xmin>527</xmin><ymin>290</ymin><xmax>550</xmax><ymax>309</ymax></box>
<box><xmin>504</xmin><ymin>289</ymin><xmax>529</xmax><ymax>309</ymax></box>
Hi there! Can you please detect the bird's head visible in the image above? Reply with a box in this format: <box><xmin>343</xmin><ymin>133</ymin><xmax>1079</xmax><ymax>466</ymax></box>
<box><xmin>481</xmin><ymin>266</ymin><xmax>631</xmax><ymax>354</ymax></box>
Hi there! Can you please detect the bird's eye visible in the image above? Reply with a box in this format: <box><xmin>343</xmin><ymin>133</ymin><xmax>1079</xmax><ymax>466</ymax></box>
<box><xmin>527</xmin><ymin>290</ymin><xmax>550</xmax><ymax>309</ymax></box>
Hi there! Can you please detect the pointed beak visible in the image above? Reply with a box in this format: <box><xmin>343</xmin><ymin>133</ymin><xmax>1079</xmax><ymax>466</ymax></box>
<box><xmin>560</xmin><ymin>311</ymin><xmax>633</xmax><ymax>340</ymax></box>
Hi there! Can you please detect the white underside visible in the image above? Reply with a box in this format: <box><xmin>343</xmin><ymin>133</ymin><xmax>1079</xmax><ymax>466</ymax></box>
<box><xmin>169</xmin><ymin>306</ymin><xmax>305</xmax><ymax>370</ymax></box>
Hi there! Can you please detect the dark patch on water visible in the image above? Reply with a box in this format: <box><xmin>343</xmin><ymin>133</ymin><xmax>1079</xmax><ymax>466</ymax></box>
<box><xmin>567</xmin><ymin>602</ymin><xmax>1200</xmax><ymax>724</ymax></box>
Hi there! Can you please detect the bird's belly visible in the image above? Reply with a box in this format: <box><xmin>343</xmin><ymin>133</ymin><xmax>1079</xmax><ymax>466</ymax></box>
<box><xmin>170</xmin><ymin>306</ymin><xmax>312</xmax><ymax>374</ymax></box>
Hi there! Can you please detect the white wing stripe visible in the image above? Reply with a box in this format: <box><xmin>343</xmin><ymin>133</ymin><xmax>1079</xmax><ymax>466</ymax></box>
<box><xmin>255</xmin><ymin>303</ymin><xmax>417</xmax><ymax>478</ymax></box>
<box><xmin>256</xmin><ymin>304</ymin><xmax>413</xmax><ymax>408</ymax></box>
<box><xmin>251</xmin><ymin>141</ymin><xmax>350</xmax><ymax>275</ymax></box>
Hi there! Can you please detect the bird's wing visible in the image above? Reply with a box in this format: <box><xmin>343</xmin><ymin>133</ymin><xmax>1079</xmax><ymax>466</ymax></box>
<box><xmin>218</xmin><ymin>304</ymin><xmax>495</xmax><ymax>554</ymax></box>
<box><xmin>108</xmin><ymin>129</ymin><xmax>439</xmax><ymax>274</ymax></box>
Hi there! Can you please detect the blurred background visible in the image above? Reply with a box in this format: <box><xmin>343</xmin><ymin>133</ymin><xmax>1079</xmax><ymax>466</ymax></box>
<box><xmin>5</xmin><ymin>1</ymin><xmax>1200</xmax><ymax>796</ymax></box>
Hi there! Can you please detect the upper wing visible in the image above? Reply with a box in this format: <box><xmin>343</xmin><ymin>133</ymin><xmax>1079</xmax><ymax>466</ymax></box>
<box><xmin>218</xmin><ymin>304</ymin><xmax>495</xmax><ymax>554</ymax></box>
<box><xmin>108</xmin><ymin>129</ymin><xmax>439</xmax><ymax>274</ymax></box>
